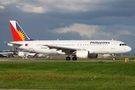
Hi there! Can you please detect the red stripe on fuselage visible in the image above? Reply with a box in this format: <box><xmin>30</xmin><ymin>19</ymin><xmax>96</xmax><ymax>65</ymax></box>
<box><xmin>10</xmin><ymin>23</ymin><xmax>23</xmax><ymax>41</ymax></box>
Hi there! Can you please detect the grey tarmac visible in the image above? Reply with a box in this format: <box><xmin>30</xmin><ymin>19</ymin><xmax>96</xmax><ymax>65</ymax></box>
<box><xmin>0</xmin><ymin>59</ymin><xmax>129</xmax><ymax>63</ymax></box>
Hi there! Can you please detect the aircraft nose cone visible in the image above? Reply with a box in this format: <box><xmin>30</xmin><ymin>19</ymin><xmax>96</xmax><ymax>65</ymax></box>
<box><xmin>127</xmin><ymin>46</ymin><xmax>132</xmax><ymax>52</ymax></box>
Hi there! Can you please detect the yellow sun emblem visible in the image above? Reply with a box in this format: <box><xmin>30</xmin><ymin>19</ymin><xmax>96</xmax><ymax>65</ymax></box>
<box><xmin>17</xmin><ymin>30</ymin><xmax>25</xmax><ymax>41</ymax></box>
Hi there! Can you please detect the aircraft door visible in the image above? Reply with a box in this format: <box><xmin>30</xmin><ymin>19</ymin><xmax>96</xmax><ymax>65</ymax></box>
<box><xmin>110</xmin><ymin>42</ymin><xmax>116</xmax><ymax>53</ymax></box>
<box><xmin>28</xmin><ymin>43</ymin><xmax>35</xmax><ymax>52</ymax></box>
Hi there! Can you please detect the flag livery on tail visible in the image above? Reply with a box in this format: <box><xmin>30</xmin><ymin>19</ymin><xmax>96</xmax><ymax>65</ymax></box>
<box><xmin>9</xmin><ymin>20</ymin><xmax>31</xmax><ymax>41</ymax></box>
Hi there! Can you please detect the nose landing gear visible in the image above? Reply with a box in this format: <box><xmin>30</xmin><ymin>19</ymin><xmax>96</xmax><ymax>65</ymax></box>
<box><xmin>112</xmin><ymin>54</ymin><xmax>116</xmax><ymax>60</ymax></box>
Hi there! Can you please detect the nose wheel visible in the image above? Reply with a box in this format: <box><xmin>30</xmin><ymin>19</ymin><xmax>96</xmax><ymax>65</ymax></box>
<box><xmin>112</xmin><ymin>54</ymin><xmax>116</xmax><ymax>60</ymax></box>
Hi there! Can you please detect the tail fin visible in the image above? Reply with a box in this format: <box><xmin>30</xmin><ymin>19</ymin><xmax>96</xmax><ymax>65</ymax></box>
<box><xmin>9</xmin><ymin>20</ymin><xmax>32</xmax><ymax>41</ymax></box>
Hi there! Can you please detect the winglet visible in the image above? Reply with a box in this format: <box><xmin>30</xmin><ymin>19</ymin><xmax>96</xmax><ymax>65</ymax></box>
<box><xmin>9</xmin><ymin>20</ymin><xmax>32</xmax><ymax>41</ymax></box>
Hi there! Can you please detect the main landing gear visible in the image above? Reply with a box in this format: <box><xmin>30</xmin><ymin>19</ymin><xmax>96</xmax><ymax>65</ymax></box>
<box><xmin>66</xmin><ymin>55</ymin><xmax>77</xmax><ymax>61</ymax></box>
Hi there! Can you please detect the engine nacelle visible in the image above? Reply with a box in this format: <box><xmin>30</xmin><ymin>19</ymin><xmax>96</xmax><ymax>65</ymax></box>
<box><xmin>57</xmin><ymin>50</ymin><xmax>65</xmax><ymax>54</ymax></box>
<box><xmin>76</xmin><ymin>51</ymin><xmax>88</xmax><ymax>58</ymax></box>
<box><xmin>88</xmin><ymin>54</ymin><xmax>98</xmax><ymax>58</ymax></box>
<box><xmin>76</xmin><ymin>51</ymin><xmax>98</xmax><ymax>58</ymax></box>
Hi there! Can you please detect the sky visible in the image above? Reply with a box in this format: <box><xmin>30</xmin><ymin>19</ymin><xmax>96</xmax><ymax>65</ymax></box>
<box><xmin>0</xmin><ymin>0</ymin><xmax>135</xmax><ymax>53</ymax></box>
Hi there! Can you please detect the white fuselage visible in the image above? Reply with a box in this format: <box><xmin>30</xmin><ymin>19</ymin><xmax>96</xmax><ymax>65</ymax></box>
<box><xmin>7</xmin><ymin>40</ymin><xmax>131</xmax><ymax>55</ymax></box>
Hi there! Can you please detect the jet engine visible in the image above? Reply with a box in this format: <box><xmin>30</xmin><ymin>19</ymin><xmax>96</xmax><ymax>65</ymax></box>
<box><xmin>76</xmin><ymin>51</ymin><xmax>98</xmax><ymax>58</ymax></box>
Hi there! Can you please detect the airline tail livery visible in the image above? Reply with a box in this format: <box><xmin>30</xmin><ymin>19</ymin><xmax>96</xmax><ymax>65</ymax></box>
<box><xmin>7</xmin><ymin>20</ymin><xmax>132</xmax><ymax>60</ymax></box>
<box><xmin>9</xmin><ymin>21</ymin><xmax>31</xmax><ymax>41</ymax></box>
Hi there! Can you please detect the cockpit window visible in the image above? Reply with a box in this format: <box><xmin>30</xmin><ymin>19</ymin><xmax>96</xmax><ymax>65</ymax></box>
<box><xmin>120</xmin><ymin>43</ymin><xmax>127</xmax><ymax>46</ymax></box>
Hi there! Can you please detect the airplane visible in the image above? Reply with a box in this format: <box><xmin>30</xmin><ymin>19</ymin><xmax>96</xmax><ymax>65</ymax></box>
<box><xmin>0</xmin><ymin>50</ymin><xmax>14</xmax><ymax>57</ymax></box>
<box><xmin>6</xmin><ymin>20</ymin><xmax>132</xmax><ymax>60</ymax></box>
<box><xmin>17</xmin><ymin>51</ymin><xmax>37</xmax><ymax>58</ymax></box>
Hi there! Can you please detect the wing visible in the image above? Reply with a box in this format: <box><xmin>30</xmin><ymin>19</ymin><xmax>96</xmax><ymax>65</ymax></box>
<box><xmin>44</xmin><ymin>45</ymin><xmax>77</xmax><ymax>55</ymax></box>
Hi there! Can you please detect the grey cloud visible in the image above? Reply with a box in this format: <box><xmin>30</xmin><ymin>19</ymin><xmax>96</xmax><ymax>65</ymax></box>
<box><xmin>0</xmin><ymin>0</ymin><xmax>135</xmax><ymax>53</ymax></box>
<box><xmin>1</xmin><ymin>0</ymin><xmax>135</xmax><ymax>15</ymax></box>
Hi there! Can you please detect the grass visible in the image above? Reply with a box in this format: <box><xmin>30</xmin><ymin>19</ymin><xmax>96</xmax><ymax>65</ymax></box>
<box><xmin>0</xmin><ymin>61</ymin><xmax>135</xmax><ymax>89</ymax></box>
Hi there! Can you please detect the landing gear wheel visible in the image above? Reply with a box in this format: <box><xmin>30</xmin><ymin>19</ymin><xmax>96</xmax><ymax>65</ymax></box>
<box><xmin>112</xmin><ymin>54</ymin><xmax>116</xmax><ymax>60</ymax></box>
<box><xmin>112</xmin><ymin>57</ymin><xmax>116</xmax><ymax>60</ymax></box>
<box><xmin>72</xmin><ymin>56</ymin><xmax>77</xmax><ymax>61</ymax></box>
<box><xmin>66</xmin><ymin>57</ymin><xmax>71</xmax><ymax>61</ymax></box>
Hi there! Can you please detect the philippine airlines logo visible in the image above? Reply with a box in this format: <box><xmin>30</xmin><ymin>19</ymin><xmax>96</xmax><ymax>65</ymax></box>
<box><xmin>16</xmin><ymin>23</ymin><xmax>26</xmax><ymax>41</ymax></box>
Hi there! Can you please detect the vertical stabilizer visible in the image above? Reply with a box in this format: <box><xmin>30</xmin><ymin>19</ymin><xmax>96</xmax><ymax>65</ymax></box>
<box><xmin>9</xmin><ymin>20</ymin><xmax>31</xmax><ymax>41</ymax></box>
